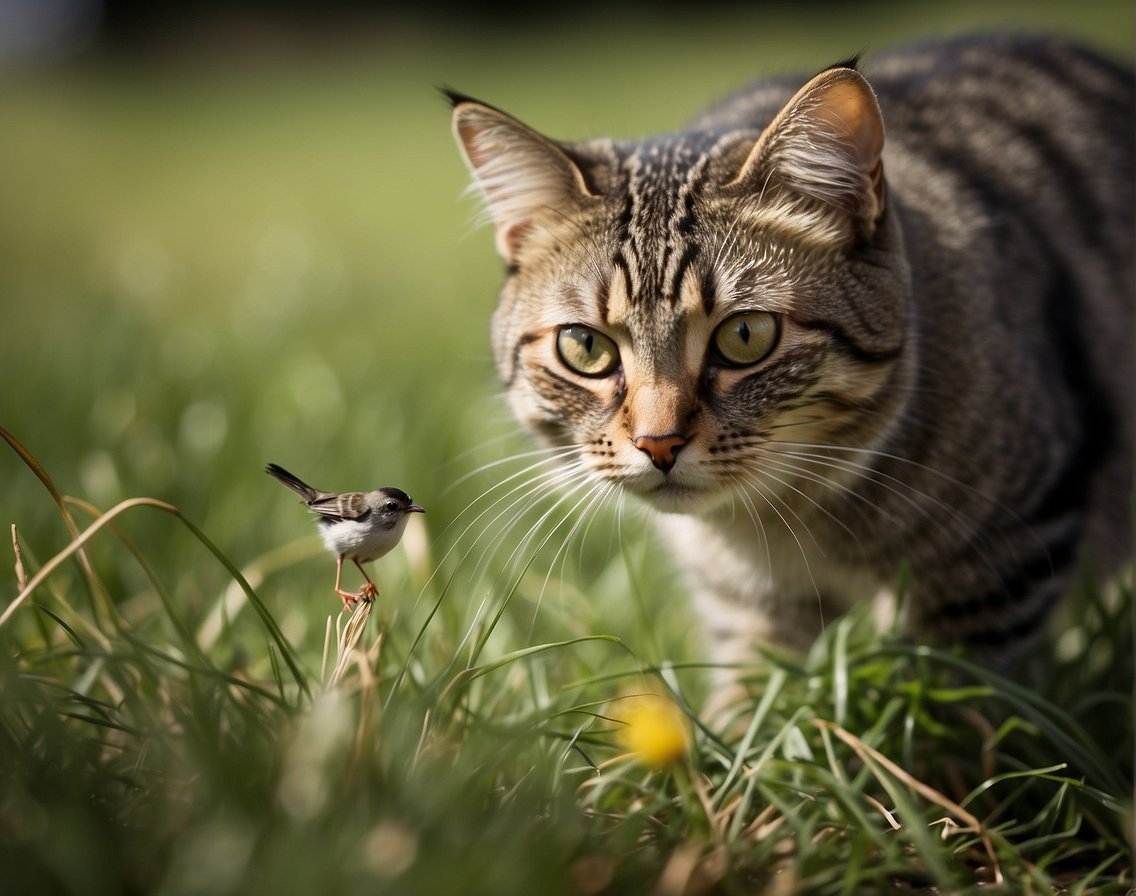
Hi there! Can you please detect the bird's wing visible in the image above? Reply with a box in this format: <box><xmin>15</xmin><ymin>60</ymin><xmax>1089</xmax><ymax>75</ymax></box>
<box><xmin>307</xmin><ymin>491</ymin><xmax>371</xmax><ymax>521</ymax></box>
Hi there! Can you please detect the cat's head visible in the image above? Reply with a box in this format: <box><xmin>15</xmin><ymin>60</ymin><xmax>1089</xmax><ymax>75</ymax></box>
<box><xmin>449</xmin><ymin>66</ymin><xmax>909</xmax><ymax>515</ymax></box>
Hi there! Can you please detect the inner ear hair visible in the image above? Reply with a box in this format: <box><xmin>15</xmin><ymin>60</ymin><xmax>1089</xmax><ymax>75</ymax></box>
<box><xmin>728</xmin><ymin>67</ymin><xmax>886</xmax><ymax>225</ymax></box>
<box><xmin>450</xmin><ymin>97</ymin><xmax>597</xmax><ymax>260</ymax></box>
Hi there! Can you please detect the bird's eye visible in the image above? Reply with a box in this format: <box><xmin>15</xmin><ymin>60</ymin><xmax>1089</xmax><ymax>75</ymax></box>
<box><xmin>711</xmin><ymin>311</ymin><xmax>779</xmax><ymax>367</ymax></box>
<box><xmin>385</xmin><ymin>502</ymin><xmax>398</xmax><ymax>512</ymax></box>
<box><xmin>556</xmin><ymin>326</ymin><xmax>620</xmax><ymax>377</ymax></box>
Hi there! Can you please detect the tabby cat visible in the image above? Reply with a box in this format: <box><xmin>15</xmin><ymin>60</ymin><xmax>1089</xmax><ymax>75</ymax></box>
<box><xmin>447</xmin><ymin>34</ymin><xmax>1134</xmax><ymax>678</ymax></box>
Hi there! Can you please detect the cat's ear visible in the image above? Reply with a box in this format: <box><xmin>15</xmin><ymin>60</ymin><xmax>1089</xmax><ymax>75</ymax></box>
<box><xmin>447</xmin><ymin>91</ymin><xmax>597</xmax><ymax>261</ymax></box>
<box><xmin>727</xmin><ymin>67</ymin><xmax>886</xmax><ymax>232</ymax></box>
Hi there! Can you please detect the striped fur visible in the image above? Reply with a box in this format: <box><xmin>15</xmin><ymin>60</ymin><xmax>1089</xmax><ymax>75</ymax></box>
<box><xmin>449</xmin><ymin>34</ymin><xmax>1134</xmax><ymax>672</ymax></box>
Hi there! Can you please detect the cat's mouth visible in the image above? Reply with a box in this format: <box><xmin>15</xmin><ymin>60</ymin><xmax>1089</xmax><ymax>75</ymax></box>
<box><xmin>638</xmin><ymin>478</ymin><xmax>722</xmax><ymax>515</ymax></box>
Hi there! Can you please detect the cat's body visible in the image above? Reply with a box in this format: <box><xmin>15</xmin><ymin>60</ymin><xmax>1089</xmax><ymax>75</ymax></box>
<box><xmin>449</xmin><ymin>34</ymin><xmax>1134</xmax><ymax>676</ymax></box>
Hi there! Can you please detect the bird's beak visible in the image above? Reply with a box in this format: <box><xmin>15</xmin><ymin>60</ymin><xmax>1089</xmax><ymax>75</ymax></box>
<box><xmin>408</xmin><ymin>504</ymin><xmax>426</xmax><ymax>514</ymax></box>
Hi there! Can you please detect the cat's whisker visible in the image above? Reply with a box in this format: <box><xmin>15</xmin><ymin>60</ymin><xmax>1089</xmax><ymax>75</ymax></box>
<box><xmin>487</xmin><ymin>466</ymin><xmax>606</xmax><ymax>602</ymax></box>
<box><xmin>418</xmin><ymin>451</ymin><xmax>591</xmax><ymax>601</ymax></box>
<box><xmin>728</xmin><ymin>477</ymin><xmax>773</xmax><ymax>578</ymax></box>
<box><xmin>527</xmin><ymin>479</ymin><xmax>619</xmax><ymax>631</ymax></box>
<box><xmin>443</xmin><ymin>442</ymin><xmax>586</xmax><ymax>495</ymax></box>
<box><xmin>422</xmin><ymin>463</ymin><xmax>585</xmax><ymax>598</ymax></box>
<box><xmin>441</xmin><ymin>446</ymin><xmax>587</xmax><ymax>536</ymax></box>
<box><xmin>465</xmin><ymin>463</ymin><xmax>596</xmax><ymax>587</ymax></box>
<box><xmin>768</xmin><ymin>442</ymin><xmax>996</xmax><ymax>540</ymax></box>
<box><xmin>765</xmin><ymin>443</ymin><xmax>1029</xmax><ymax>589</ymax></box>
<box><xmin>734</xmin><ymin>468</ymin><xmax>826</xmax><ymax>556</ymax></box>
<box><xmin>736</xmin><ymin>454</ymin><xmax>863</xmax><ymax>543</ymax></box>
<box><xmin>612</xmin><ymin>486</ymin><xmax>633</xmax><ymax>568</ymax></box>
<box><xmin>563</xmin><ymin>479</ymin><xmax>619</xmax><ymax>583</ymax></box>
<box><xmin>497</xmin><ymin>469</ymin><xmax>592</xmax><ymax>568</ymax></box>
<box><xmin>727</xmin><ymin>469</ymin><xmax>823</xmax><ymax>601</ymax></box>
<box><xmin>767</xmin><ymin>444</ymin><xmax>985</xmax><ymax>549</ymax></box>
<box><xmin>798</xmin><ymin>400</ymin><xmax>1078</xmax><ymax>556</ymax></box>
<box><xmin>773</xmin><ymin>439</ymin><xmax>1017</xmax><ymax>513</ymax></box>
<box><xmin>750</xmin><ymin>449</ymin><xmax>877</xmax><ymax>509</ymax></box>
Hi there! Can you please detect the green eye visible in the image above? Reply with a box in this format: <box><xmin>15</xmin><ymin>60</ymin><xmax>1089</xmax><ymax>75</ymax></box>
<box><xmin>712</xmin><ymin>311</ymin><xmax>779</xmax><ymax>367</ymax></box>
<box><xmin>556</xmin><ymin>326</ymin><xmax>620</xmax><ymax>377</ymax></box>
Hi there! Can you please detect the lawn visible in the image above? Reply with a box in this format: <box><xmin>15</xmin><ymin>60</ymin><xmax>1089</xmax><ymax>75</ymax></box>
<box><xmin>1</xmin><ymin>3</ymin><xmax>1132</xmax><ymax>893</ymax></box>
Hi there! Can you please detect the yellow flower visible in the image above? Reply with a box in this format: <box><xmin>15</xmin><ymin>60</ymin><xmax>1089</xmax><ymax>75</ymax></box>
<box><xmin>614</xmin><ymin>690</ymin><xmax>691</xmax><ymax>769</ymax></box>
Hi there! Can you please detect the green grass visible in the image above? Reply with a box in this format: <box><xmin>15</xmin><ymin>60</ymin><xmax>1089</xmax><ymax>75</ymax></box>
<box><xmin>3</xmin><ymin>422</ymin><xmax>1132</xmax><ymax>894</ymax></box>
<box><xmin>1</xmin><ymin>5</ymin><xmax>1133</xmax><ymax>894</ymax></box>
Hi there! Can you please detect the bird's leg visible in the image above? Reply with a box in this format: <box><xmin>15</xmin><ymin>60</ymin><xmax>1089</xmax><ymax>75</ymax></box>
<box><xmin>333</xmin><ymin>554</ymin><xmax>359</xmax><ymax>608</ymax></box>
<box><xmin>353</xmin><ymin>558</ymin><xmax>378</xmax><ymax>602</ymax></box>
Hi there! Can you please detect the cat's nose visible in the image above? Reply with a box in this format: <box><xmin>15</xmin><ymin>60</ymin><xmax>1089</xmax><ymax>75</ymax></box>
<box><xmin>633</xmin><ymin>434</ymin><xmax>688</xmax><ymax>473</ymax></box>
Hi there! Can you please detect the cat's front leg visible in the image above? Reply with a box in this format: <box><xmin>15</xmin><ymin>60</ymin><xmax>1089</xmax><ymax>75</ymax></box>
<box><xmin>691</xmin><ymin>581</ymin><xmax>848</xmax><ymax>721</ymax></box>
<box><xmin>656</xmin><ymin>512</ymin><xmax>849</xmax><ymax>719</ymax></box>
<box><xmin>657</xmin><ymin>507</ymin><xmax>902</xmax><ymax>724</ymax></box>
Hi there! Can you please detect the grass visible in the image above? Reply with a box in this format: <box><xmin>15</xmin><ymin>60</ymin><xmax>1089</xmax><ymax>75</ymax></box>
<box><xmin>2</xmin><ymin>424</ymin><xmax>1132</xmax><ymax>894</ymax></box>
<box><xmin>1</xmin><ymin>5</ymin><xmax>1133</xmax><ymax>894</ymax></box>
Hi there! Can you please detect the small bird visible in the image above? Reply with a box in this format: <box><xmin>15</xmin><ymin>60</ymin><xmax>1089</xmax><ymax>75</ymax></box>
<box><xmin>265</xmin><ymin>463</ymin><xmax>425</xmax><ymax>607</ymax></box>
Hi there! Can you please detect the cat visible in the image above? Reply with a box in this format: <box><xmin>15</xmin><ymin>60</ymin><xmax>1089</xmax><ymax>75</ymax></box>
<box><xmin>447</xmin><ymin>33</ymin><xmax>1134</xmax><ymax>684</ymax></box>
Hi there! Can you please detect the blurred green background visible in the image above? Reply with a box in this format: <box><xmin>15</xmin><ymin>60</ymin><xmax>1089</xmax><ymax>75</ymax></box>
<box><xmin>2</xmin><ymin>0</ymin><xmax>1132</xmax><ymax>659</ymax></box>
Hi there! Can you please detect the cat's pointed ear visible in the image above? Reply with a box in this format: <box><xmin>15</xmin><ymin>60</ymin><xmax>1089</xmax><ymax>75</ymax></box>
<box><xmin>728</xmin><ymin>67</ymin><xmax>886</xmax><ymax>232</ymax></box>
<box><xmin>448</xmin><ymin>91</ymin><xmax>597</xmax><ymax>261</ymax></box>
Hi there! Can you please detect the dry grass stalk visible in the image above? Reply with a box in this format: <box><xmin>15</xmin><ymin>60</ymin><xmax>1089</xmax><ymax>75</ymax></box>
<box><xmin>328</xmin><ymin>599</ymin><xmax>374</xmax><ymax>687</ymax></box>
<box><xmin>816</xmin><ymin>719</ymin><xmax>1004</xmax><ymax>886</ymax></box>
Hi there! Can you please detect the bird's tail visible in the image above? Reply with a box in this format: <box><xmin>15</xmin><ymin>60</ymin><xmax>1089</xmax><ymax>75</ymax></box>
<box><xmin>265</xmin><ymin>463</ymin><xmax>319</xmax><ymax>503</ymax></box>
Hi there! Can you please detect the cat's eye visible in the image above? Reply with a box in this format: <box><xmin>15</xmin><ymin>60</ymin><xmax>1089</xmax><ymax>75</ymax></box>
<box><xmin>556</xmin><ymin>326</ymin><xmax>620</xmax><ymax>377</ymax></box>
<box><xmin>711</xmin><ymin>311</ymin><xmax>779</xmax><ymax>367</ymax></box>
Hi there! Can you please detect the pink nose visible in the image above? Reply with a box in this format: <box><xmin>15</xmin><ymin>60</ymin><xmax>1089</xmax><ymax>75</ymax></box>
<box><xmin>633</xmin><ymin>434</ymin><xmax>688</xmax><ymax>473</ymax></box>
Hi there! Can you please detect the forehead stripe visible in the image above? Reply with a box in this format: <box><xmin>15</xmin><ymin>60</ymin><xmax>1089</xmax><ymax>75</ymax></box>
<box><xmin>612</xmin><ymin>249</ymin><xmax>634</xmax><ymax>308</ymax></box>
<box><xmin>595</xmin><ymin>276</ymin><xmax>611</xmax><ymax>324</ymax></box>
<box><xmin>668</xmin><ymin>242</ymin><xmax>699</xmax><ymax>305</ymax></box>
<box><xmin>616</xmin><ymin>141</ymin><xmax>713</xmax><ymax>307</ymax></box>
<box><xmin>701</xmin><ymin>268</ymin><xmax>717</xmax><ymax>315</ymax></box>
